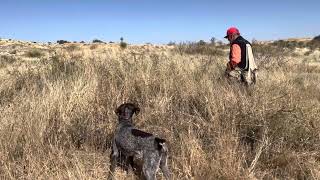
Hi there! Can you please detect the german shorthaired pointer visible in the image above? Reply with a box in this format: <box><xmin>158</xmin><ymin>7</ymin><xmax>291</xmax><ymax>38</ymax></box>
<box><xmin>108</xmin><ymin>103</ymin><xmax>171</xmax><ymax>180</ymax></box>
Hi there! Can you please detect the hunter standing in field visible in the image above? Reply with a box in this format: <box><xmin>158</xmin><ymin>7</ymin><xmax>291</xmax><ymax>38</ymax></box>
<box><xmin>224</xmin><ymin>27</ymin><xmax>258</xmax><ymax>85</ymax></box>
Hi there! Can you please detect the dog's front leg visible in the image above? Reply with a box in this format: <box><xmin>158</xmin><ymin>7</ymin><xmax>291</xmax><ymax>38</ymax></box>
<box><xmin>124</xmin><ymin>155</ymin><xmax>135</xmax><ymax>174</ymax></box>
<box><xmin>160</xmin><ymin>154</ymin><xmax>171</xmax><ymax>180</ymax></box>
<box><xmin>108</xmin><ymin>140</ymin><xmax>119</xmax><ymax>180</ymax></box>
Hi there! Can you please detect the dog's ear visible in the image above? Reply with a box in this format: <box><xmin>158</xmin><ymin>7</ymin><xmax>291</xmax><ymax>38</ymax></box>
<box><xmin>134</xmin><ymin>107</ymin><xmax>140</xmax><ymax>115</ymax></box>
<box><xmin>115</xmin><ymin>106</ymin><xmax>122</xmax><ymax>116</ymax></box>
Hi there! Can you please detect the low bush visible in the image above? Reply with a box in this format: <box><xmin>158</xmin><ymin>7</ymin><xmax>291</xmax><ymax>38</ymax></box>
<box><xmin>57</xmin><ymin>40</ymin><xmax>70</xmax><ymax>44</ymax></box>
<box><xmin>120</xmin><ymin>41</ymin><xmax>127</xmax><ymax>49</ymax></box>
<box><xmin>25</xmin><ymin>49</ymin><xmax>44</xmax><ymax>58</ymax></box>
<box><xmin>92</xmin><ymin>39</ymin><xmax>104</xmax><ymax>43</ymax></box>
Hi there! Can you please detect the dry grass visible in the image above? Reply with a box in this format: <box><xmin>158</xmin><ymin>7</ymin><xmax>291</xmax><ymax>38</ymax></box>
<box><xmin>0</xmin><ymin>41</ymin><xmax>319</xmax><ymax>179</ymax></box>
<box><xmin>24</xmin><ymin>48</ymin><xmax>44</xmax><ymax>58</ymax></box>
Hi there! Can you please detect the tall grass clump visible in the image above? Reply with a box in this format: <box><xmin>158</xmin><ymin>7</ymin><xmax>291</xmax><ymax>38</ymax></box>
<box><xmin>0</xmin><ymin>55</ymin><xmax>16</xmax><ymax>68</ymax></box>
<box><xmin>25</xmin><ymin>48</ymin><xmax>44</xmax><ymax>58</ymax></box>
<box><xmin>175</xmin><ymin>41</ymin><xmax>225</xmax><ymax>56</ymax></box>
<box><xmin>65</xmin><ymin>44</ymin><xmax>80</xmax><ymax>52</ymax></box>
<box><xmin>0</xmin><ymin>43</ymin><xmax>319</xmax><ymax>179</ymax></box>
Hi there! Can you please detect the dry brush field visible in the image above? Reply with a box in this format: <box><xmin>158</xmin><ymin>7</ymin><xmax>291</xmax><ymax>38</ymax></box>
<box><xmin>0</xmin><ymin>39</ymin><xmax>320</xmax><ymax>179</ymax></box>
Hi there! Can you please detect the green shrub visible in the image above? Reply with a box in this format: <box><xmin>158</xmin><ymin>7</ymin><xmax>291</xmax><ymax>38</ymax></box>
<box><xmin>57</xmin><ymin>40</ymin><xmax>70</xmax><ymax>44</ymax></box>
<box><xmin>92</xmin><ymin>39</ymin><xmax>104</xmax><ymax>43</ymax></box>
<box><xmin>313</xmin><ymin>35</ymin><xmax>320</xmax><ymax>41</ymax></box>
<box><xmin>198</xmin><ymin>40</ymin><xmax>206</xmax><ymax>46</ymax></box>
<box><xmin>307</xmin><ymin>37</ymin><xmax>320</xmax><ymax>50</ymax></box>
<box><xmin>119</xmin><ymin>37</ymin><xmax>127</xmax><ymax>49</ymax></box>
<box><xmin>120</xmin><ymin>41</ymin><xmax>127</xmax><ymax>49</ymax></box>
<box><xmin>167</xmin><ymin>41</ymin><xmax>176</xmax><ymax>46</ymax></box>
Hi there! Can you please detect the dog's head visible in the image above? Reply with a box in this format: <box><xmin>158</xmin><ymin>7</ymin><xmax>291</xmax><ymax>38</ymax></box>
<box><xmin>115</xmin><ymin>103</ymin><xmax>140</xmax><ymax>121</ymax></box>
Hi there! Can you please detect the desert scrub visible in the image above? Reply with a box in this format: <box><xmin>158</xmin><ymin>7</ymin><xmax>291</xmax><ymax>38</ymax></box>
<box><xmin>120</xmin><ymin>41</ymin><xmax>127</xmax><ymax>49</ymax></box>
<box><xmin>65</xmin><ymin>44</ymin><xmax>80</xmax><ymax>52</ymax></box>
<box><xmin>90</xmin><ymin>44</ymin><xmax>99</xmax><ymax>50</ymax></box>
<box><xmin>0</xmin><ymin>42</ymin><xmax>319</xmax><ymax>179</ymax></box>
<box><xmin>0</xmin><ymin>55</ymin><xmax>16</xmax><ymax>68</ymax></box>
<box><xmin>120</xmin><ymin>37</ymin><xmax>127</xmax><ymax>49</ymax></box>
<box><xmin>92</xmin><ymin>39</ymin><xmax>104</xmax><ymax>43</ymax></box>
<box><xmin>25</xmin><ymin>48</ymin><xmax>44</xmax><ymax>58</ymax></box>
<box><xmin>175</xmin><ymin>41</ymin><xmax>225</xmax><ymax>56</ymax></box>
<box><xmin>44</xmin><ymin>54</ymin><xmax>85</xmax><ymax>82</ymax></box>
